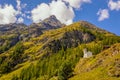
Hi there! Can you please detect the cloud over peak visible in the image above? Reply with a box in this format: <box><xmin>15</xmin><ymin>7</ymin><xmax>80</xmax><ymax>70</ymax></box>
<box><xmin>31</xmin><ymin>0</ymin><xmax>74</xmax><ymax>25</ymax></box>
<box><xmin>31</xmin><ymin>3</ymin><xmax>51</xmax><ymax>23</ymax></box>
<box><xmin>31</xmin><ymin>0</ymin><xmax>91</xmax><ymax>25</ymax></box>
<box><xmin>49</xmin><ymin>0</ymin><xmax>74</xmax><ymax>25</ymax></box>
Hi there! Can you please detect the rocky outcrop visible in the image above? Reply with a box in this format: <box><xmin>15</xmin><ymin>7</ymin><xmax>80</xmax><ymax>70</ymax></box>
<box><xmin>0</xmin><ymin>34</ymin><xmax>20</xmax><ymax>54</ymax></box>
<box><xmin>43</xmin><ymin>30</ymin><xmax>95</xmax><ymax>53</ymax></box>
<box><xmin>41</xmin><ymin>15</ymin><xmax>63</xmax><ymax>30</ymax></box>
<box><xmin>30</xmin><ymin>15</ymin><xmax>63</xmax><ymax>30</ymax></box>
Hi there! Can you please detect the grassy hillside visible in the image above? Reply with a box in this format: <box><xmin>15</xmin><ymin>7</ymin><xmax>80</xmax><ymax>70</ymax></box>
<box><xmin>0</xmin><ymin>21</ymin><xmax>120</xmax><ymax>80</ymax></box>
<box><xmin>70</xmin><ymin>43</ymin><xmax>120</xmax><ymax>80</ymax></box>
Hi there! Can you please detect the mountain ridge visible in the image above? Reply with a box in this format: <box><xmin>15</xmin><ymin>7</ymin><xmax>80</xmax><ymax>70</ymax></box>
<box><xmin>0</xmin><ymin>16</ymin><xmax>120</xmax><ymax>80</ymax></box>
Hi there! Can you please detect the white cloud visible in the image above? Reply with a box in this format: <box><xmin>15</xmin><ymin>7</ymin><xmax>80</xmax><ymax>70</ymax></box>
<box><xmin>97</xmin><ymin>9</ymin><xmax>109</xmax><ymax>21</ymax></box>
<box><xmin>108</xmin><ymin>0</ymin><xmax>120</xmax><ymax>11</ymax></box>
<box><xmin>16</xmin><ymin>0</ymin><xmax>22</xmax><ymax>15</ymax></box>
<box><xmin>65</xmin><ymin>19</ymin><xmax>73</xmax><ymax>25</ymax></box>
<box><xmin>0</xmin><ymin>0</ymin><xmax>92</xmax><ymax>25</ymax></box>
<box><xmin>63</xmin><ymin>0</ymin><xmax>91</xmax><ymax>8</ymax></box>
<box><xmin>27</xmin><ymin>16</ymin><xmax>31</xmax><ymax>19</ymax></box>
<box><xmin>31</xmin><ymin>3</ymin><xmax>50</xmax><ymax>23</ymax></box>
<box><xmin>31</xmin><ymin>0</ymin><xmax>92</xmax><ymax>25</ymax></box>
<box><xmin>31</xmin><ymin>0</ymin><xmax>75</xmax><ymax>25</ymax></box>
<box><xmin>0</xmin><ymin>4</ymin><xmax>17</xmax><ymax>24</ymax></box>
<box><xmin>21</xmin><ymin>13</ymin><xmax>26</xmax><ymax>17</ymax></box>
<box><xmin>50</xmin><ymin>0</ymin><xmax>74</xmax><ymax>25</ymax></box>
<box><xmin>16</xmin><ymin>0</ymin><xmax>28</xmax><ymax>23</ymax></box>
<box><xmin>17</xmin><ymin>17</ymin><xmax>24</xmax><ymax>23</ymax></box>
<box><xmin>0</xmin><ymin>0</ymin><xmax>28</xmax><ymax>24</ymax></box>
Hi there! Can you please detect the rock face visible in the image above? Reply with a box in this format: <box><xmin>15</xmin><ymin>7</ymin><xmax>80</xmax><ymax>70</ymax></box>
<box><xmin>43</xmin><ymin>30</ymin><xmax>95</xmax><ymax>53</ymax></box>
<box><xmin>26</xmin><ymin>15</ymin><xmax>63</xmax><ymax>39</ymax></box>
<box><xmin>42</xmin><ymin>15</ymin><xmax>63</xmax><ymax>30</ymax></box>
<box><xmin>30</xmin><ymin>15</ymin><xmax>63</xmax><ymax>30</ymax></box>
<box><xmin>0</xmin><ymin>23</ymin><xmax>27</xmax><ymax>33</ymax></box>
<box><xmin>0</xmin><ymin>23</ymin><xmax>27</xmax><ymax>53</ymax></box>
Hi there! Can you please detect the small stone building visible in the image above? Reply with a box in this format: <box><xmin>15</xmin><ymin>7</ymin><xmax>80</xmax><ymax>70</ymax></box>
<box><xmin>83</xmin><ymin>48</ymin><xmax>92</xmax><ymax>58</ymax></box>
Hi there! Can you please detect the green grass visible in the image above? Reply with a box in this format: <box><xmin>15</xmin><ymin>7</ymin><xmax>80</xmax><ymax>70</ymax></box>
<box><xmin>70</xmin><ymin>43</ymin><xmax>120</xmax><ymax>80</ymax></box>
<box><xmin>70</xmin><ymin>67</ymin><xmax>120</xmax><ymax>80</ymax></box>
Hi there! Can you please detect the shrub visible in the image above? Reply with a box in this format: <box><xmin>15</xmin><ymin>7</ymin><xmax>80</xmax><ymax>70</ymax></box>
<box><xmin>58</xmin><ymin>62</ymin><xmax>73</xmax><ymax>80</ymax></box>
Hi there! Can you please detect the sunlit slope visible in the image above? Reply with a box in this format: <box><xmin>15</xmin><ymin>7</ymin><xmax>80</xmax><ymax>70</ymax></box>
<box><xmin>0</xmin><ymin>21</ymin><xmax>120</xmax><ymax>80</ymax></box>
<box><xmin>70</xmin><ymin>43</ymin><xmax>120</xmax><ymax>80</ymax></box>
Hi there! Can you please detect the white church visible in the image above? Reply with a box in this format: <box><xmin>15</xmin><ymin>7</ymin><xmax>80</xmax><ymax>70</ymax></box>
<box><xmin>83</xmin><ymin>48</ymin><xmax>93</xmax><ymax>58</ymax></box>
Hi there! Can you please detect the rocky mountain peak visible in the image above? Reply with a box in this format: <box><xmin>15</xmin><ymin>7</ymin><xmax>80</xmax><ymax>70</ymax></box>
<box><xmin>41</xmin><ymin>15</ymin><xmax>63</xmax><ymax>29</ymax></box>
<box><xmin>48</xmin><ymin>15</ymin><xmax>57</xmax><ymax>20</ymax></box>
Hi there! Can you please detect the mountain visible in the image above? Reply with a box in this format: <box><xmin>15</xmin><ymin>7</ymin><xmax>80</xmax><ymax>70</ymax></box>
<box><xmin>0</xmin><ymin>17</ymin><xmax>120</xmax><ymax>80</ymax></box>
<box><xmin>30</xmin><ymin>15</ymin><xmax>63</xmax><ymax>30</ymax></box>
<box><xmin>0</xmin><ymin>23</ymin><xmax>27</xmax><ymax>54</ymax></box>
<box><xmin>0</xmin><ymin>15</ymin><xmax>63</xmax><ymax>54</ymax></box>
<box><xmin>0</xmin><ymin>23</ymin><xmax>27</xmax><ymax>32</ymax></box>
<box><xmin>41</xmin><ymin>15</ymin><xmax>64</xmax><ymax>30</ymax></box>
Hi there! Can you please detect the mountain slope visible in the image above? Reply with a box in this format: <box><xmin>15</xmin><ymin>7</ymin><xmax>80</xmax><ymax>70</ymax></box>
<box><xmin>0</xmin><ymin>15</ymin><xmax>63</xmax><ymax>54</ymax></box>
<box><xmin>70</xmin><ymin>43</ymin><xmax>120</xmax><ymax>80</ymax></box>
<box><xmin>0</xmin><ymin>20</ymin><xmax>120</xmax><ymax>80</ymax></box>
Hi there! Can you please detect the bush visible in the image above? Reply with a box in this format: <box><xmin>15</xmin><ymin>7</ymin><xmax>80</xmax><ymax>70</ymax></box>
<box><xmin>0</xmin><ymin>42</ymin><xmax>25</xmax><ymax>74</ymax></box>
<box><xmin>58</xmin><ymin>62</ymin><xmax>73</xmax><ymax>80</ymax></box>
<box><xmin>11</xmin><ymin>42</ymin><xmax>24</xmax><ymax>61</ymax></box>
<box><xmin>0</xmin><ymin>61</ymin><xmax>11</xmax><ymax>73</ymax></box>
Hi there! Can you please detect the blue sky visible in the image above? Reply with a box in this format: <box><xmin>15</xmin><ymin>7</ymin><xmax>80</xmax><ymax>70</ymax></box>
<box><xmin>0</xmin><ymin>0</ymin><xmax>120</xmax><ymax>35</ymax></box>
